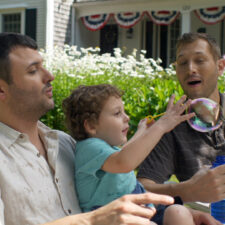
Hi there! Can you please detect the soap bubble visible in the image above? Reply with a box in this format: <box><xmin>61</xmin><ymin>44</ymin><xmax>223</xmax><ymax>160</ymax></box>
<box><xmin>187</xmin><ymin>98</ymin><xmax>223</xmax><ymax>132</ymax></box>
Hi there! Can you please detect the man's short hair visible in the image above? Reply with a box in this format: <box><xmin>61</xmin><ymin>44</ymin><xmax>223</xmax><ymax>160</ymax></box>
<box><xmin>176</xmin><ymin>32</ymin><xmax>221</xmax><ymax>61</ymax></box>
<box><xmin>0</xmin><ymin>32</ymin><xmax>37</xmax><ymax>84</ymax></box>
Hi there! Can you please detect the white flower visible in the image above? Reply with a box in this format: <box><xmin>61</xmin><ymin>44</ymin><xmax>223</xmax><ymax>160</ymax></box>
<box><xmin>39</xmin><ymin>45</ymin><xmax>175</xmax><ymax>80</ymax></box>
<box><xmin>140</xmin><ymin>49</ymin><xmax>147</xmax><ymax>55</ymax></box>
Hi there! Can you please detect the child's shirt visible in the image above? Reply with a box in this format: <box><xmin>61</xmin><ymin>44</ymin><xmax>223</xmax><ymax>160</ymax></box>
<box><xmin>75</xmin><ymin>137</ymin><xmax>137</xmax><ymax>212</ymax></box>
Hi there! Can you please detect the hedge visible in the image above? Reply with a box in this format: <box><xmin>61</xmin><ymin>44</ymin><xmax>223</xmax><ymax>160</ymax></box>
<box><xmin>40</xmin><ymin>45</ymin><xmax>225</xmax><ymax>137</ymax></box>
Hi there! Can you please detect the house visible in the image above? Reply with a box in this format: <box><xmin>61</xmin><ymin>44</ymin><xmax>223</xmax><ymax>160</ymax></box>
<box><xmin>0</xmin><ymin>0</ymin><xmax>74</xmax><ymax>49</ymax></box>
<box><xmin>73</xmin><ymin>0</ymin><xmax>225</xmax><ymax>66</ymax></box>
<box><xmin>0</xmin><ymin>0</ymin><xmax>224</xmax><ymax>67</ymax></box>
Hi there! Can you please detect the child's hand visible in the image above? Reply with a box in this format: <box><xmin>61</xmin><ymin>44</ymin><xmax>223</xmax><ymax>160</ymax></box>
<box><xmin>131</xmin><ymin>118</ymin><xmax>156</xmax><ymax>142</ymax></box>
<box><xmin>157</xmin><ymin>95</ymin><xmax>195</xmax><ymax>133</ymax></box>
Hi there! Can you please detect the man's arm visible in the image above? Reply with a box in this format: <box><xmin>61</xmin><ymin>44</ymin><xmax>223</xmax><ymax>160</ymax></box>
<box><xmin>0</xmin><ymin>189</ymin><xmax>4</xmax><ymax>225</ymax></box>
<box><xmin>139</xmin><ymin>164</ymin><xmax>225</xmax><ymax>203</ymax></box>
<box><xmin>138</xmin><ymin>178</ymin><xmax>184</xmax><ymax>197</ymax></box>
<box><xmin>138</xmin><ymin>177</ymin><xmax>200</xmax><ymax>203</ymax></box>
<box><xmin>189</xmin><ymin>208</ymin><xmax>222</xmax><ymax>225</ymax></box>
<box><xmin>41</xmin><ymin>193</ymin><xmax>174</xmax><ymax>225</ymax></box>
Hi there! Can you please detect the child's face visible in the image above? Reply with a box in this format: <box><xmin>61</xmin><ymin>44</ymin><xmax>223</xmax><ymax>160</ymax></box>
<box><xmin>93</xmin><ymin>96</ymin><xmax>130</xmax><ymax>146</ymax></box>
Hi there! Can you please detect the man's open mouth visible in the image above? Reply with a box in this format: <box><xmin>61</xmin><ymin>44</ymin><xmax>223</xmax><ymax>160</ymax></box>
<box><xmin>188</xmin><ymin>80</ymin><xmax>201</xmax><ymax>85</ymax></box>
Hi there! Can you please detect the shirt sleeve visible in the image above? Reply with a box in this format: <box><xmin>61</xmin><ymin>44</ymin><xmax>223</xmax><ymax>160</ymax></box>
<box><xmin>75</xmin><ymin>139</ymin><xmax>118</xmax><ymax>177</ymax></box>
<box><xmin>0</xmin><ymin>189</ymin><xmax>5</xmax><ymax>225</ymax></box>
<box><xmin>137</xmin><ymin>132</ymin><xmax>176</xmax><ymax>183</ymax></box>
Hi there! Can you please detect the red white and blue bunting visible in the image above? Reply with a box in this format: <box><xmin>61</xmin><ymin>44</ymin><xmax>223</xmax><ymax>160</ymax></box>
<box><xmin>146</xmin><ymin>11</ymin><xmax>180</xmax><ymax>25</ymax></box>
<box><xmin>194</xmin><ymin>7</ymin><xmax>225</xmax><ymax>24</ymax></box>
<box><xmin>114</xmin><ymin>12</ymin><xmax>144</xmax><ymax>28</ymax></box>
<box><xmin>81</xmin><ymin>7</ymin><xmax>225</xmax><ymax>31</ymax></box>
<box><xmin>81</xmin><ymin>14</ymin><xmax>112</xmax><ymax>31</ymax></box>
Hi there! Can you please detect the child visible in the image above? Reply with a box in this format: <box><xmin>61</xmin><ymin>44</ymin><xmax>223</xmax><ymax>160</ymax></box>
<box><xmin>62</xmin><ymin>84</ymin><xmax>196</xmax><ymax>225</ymax></box>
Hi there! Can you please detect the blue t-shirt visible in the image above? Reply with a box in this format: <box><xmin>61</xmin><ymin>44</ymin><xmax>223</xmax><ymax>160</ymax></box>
<box><xmin>75</xmin><ymin>138</ymin><xmax>137</xmax><ymax>212</ymax></box>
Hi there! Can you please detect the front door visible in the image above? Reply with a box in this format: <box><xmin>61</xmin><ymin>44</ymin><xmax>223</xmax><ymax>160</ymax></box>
<box><xmin>100</xmin><ymin>24</ymin><xmax>118</xmax><ymax>55</ymax></box>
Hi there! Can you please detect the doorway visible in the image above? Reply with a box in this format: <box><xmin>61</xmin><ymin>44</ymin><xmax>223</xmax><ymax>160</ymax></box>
<box><xmin>100</xmin><ymin>24</ymin><xmax>118</xmax><ymax>55</ymax></box>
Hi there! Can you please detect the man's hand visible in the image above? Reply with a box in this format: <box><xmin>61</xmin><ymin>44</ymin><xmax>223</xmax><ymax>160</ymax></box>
<box><xmin>41</xmin><ymin>193</ymin><xmax>173</xmax><ymax>225</ymax></box>
<box><xmin>139</xmin><ymin>164</ymin><xmax>225</xmax><ymax>204</ymax></box>
<box><xmin>89</xmin><ymin>192</ymin><xmax>174</xmax><ymax>225</ymax></box>
<box><xmin>183</xmin><ymin>165</ymin><xmax>225</xmax><ymax>203</ymax></box>
<box><xmin>190</xmin><ymin>208</ymin><xmax>223</xmax><ymax>225</ymax></box>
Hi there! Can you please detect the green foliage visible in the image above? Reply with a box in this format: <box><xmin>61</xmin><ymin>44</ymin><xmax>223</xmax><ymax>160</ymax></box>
<box><xmin>40</xmin><ymin>46</ymin><xmax>225</xmax><ymax>137</ymax></box>
<box><xmin>41</xmin><ymin>72</ymin><xmax>183</xmax><ymax>137</ymax></box>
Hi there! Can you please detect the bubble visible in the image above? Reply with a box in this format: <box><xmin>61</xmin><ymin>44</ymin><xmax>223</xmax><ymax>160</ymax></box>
<box><xmin>187</xmin><ymin>98</ymin><xmax>223</xmax><ymax>132</ymax></box>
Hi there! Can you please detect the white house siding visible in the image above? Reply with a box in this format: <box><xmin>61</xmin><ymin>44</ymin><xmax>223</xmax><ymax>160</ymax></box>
<box><xmin>118</xmin><ymin>22</ymin><xmax>143</xmax><ymax>55</ymax></box>
<box><xmin>191</xmin><ymin>11</ymin><xmax>224</xmax><ymax>54</ymax></box>
<box><xmin>75</xmin><ymin>19</ymin><xmax>100</xmax><ymax>48</ymax></box>
<box><xmin>54</xmin><ymin>0</ymin><xmax>74</xmax><ymax>47</ymax></box>
<box><xmin>0</xmin><ymin>0</ymin><xmax>46</xmax><ymax>49</ymax></box>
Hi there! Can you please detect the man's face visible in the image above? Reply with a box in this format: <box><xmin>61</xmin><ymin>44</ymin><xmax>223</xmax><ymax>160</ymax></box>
<box><xmin>6</xmin><ymin>46</ymin><xmax>55</xmax><ymax>120</ymax></box>
<box><xmin>176</xmin><ymin>39</ymin><xmax>223</xmax><ymax>101</ymax></box>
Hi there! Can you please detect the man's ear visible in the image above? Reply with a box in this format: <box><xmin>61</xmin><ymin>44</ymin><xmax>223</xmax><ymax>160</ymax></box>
<box><xmin>84</xmin><ymin>119</ymin><xmax>97</xmax><ymax>137</ymax></box>
<box><xmin>0</xmin><ymin>80</ymin><xmax>7</xmax><ymax>101</ymax></box>
<box><xmin>217</xmin><ymin>58</ymin><xmax>225</xmax><ymax>77</ymax></box>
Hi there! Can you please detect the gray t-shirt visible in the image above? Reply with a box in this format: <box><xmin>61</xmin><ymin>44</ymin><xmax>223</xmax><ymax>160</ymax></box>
<box><xmin>137</xmin><ymin>93</ymin><xmax>225</xmax><ymax>183</ymax></box>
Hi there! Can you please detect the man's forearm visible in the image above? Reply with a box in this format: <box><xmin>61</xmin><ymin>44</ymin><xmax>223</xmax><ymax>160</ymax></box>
<box><xmin>138</xmin><ymin>178</ymin><xmax>194</xmax><ymax>203</ymax></box>
<box><xmin>40</xmin><ymin>213</ymin><xmax>92</xmax><ymax>225</ymax></box>
<box><xmin>140</xmin><ymin>165</ymin><xmax>225</xmax><ymax>204</ymax></box>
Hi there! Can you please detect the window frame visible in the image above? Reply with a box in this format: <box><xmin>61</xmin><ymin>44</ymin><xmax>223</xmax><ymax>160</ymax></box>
<box><xmin>0</xmin><ymin>8</ymin><xmax>25</xmax><ymax>34</ymax></box>
<box><xmin>168</xmin><ymin>18</ymin><xmax>181</xmax><ymax>65</ymax></box>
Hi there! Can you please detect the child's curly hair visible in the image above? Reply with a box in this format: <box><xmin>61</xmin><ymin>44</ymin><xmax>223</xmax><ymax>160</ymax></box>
<box><xmin>62</xmin><ymin>84</ymin><xmax>123</xmax><ymax>140</ymax></box>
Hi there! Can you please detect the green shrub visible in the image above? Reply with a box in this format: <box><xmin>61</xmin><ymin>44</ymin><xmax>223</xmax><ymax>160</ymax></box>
<box><xmin>40</xmin><ymin>46</ymin><xmax>225</xmax><ymax>137</ymax></box>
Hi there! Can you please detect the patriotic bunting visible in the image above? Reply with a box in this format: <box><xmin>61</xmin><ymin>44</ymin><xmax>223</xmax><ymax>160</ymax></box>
<box><xmin>114</xmin><ymin>12</ymin><xmax>144</xmax><ymax>28</ymax></box>
<box><xmin>146</xmin><ymin>11</ymin><xmax>180</xmax><ymax>25</ymax></box>
<box><xmin>81</xmin><ymin>7</ymin><xmax>224</xmax><ymax>31</ymax></box>
<box><xmin>81</xmin><ymin>14</ymin><xmax>112</xmax><ymax>31</ymax></box>
<box><xmin>194</xmin><ymin>7</ymin><xmax>225</xmax><ymax>24</ymax></box>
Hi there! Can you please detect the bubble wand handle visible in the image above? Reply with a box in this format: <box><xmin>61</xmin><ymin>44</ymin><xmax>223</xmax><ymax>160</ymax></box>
<box><xmin>145</xmin><ymin>112</ymin><xmax>165</xmax><ymax>124</ymax></box>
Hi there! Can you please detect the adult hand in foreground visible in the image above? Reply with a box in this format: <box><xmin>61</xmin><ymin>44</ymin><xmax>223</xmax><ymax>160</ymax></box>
<box><xmin>182</xmin><ymin>164</ymin><xmax>225</xmax><ymax>203</ymax></box>
<box><xmin>190</xmin><ymin>208</ymin><xmax>223</xmax><ymax>225</ymax></box>
<box><xmin>43</xmin><ymin>192</ymin><xmax>174</xmax><ymax>225</ymax></box>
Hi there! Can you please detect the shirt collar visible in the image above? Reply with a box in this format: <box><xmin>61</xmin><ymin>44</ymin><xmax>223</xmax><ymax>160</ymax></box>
<box><xmin>0</xmin><ymin>121</ymin><xmax>57</xmax><ymax>148</ymax></box>
<box><xmin>0</xmin><ymin>122</ymin><xmax>21</xmax><ymax>148</ymax></box>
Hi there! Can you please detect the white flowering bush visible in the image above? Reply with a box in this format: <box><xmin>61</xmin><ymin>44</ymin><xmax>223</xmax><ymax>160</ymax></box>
<box><xmin>40</xmin><ymin>45</ymin><xmax>225</xmax><ymax>136</ymax></box>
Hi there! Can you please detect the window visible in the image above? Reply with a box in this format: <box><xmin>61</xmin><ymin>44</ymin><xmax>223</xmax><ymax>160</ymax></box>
<box><xmin>0</xmin><ymin>9</ymin><xmax>25</xmax><ymax>34</ymax></box>
<box><xmin>0</xmin><ymin>9</ymin><xmax>37</xmax><ymax>41</ymax></box>
<box><xmin>2</xmin><ymin>13</ymin><xmax>21</xmax><ymax>33</ymax></box>
<box><xmin>145</xmin><ymin>17</ymin><xmax>180</xmax><ymax>67</ymax></box>
<box><xmin>168</xmin><ymin>18</ymin><xmax>180</xmax><ymax>64</ymax></box>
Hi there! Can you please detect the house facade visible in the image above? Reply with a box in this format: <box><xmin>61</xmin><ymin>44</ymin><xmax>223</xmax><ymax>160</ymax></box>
<box><xmin>0</xmin><ymin>0</ymin><xmax>74</xmax><ymax>49</ymax></box>
<box><xmin>0</xmin><ymin>0</ymin><xmax>224</xmax><ymax>66</ymax></box>
<box><xmin>73</xmin><ymin>0</ymin><xmax>225</xmax><ymax>66</ymax></box>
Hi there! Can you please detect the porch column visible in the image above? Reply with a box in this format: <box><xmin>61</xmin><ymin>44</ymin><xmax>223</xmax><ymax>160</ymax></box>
<box><xmin>71</xmin><ymin>6</ymin><xmax>76</xmax><ymax>45</ymax></box>
<box><xmin>45</xmin><ymin>0</ymin><xmax>54</xmax><ymax>51</ymax></box>
<box><xmin>181</xmin><ymin>9</ymin><xmax>191</xmax><ymax>34</ymax></box>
